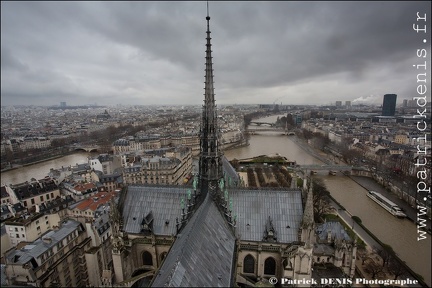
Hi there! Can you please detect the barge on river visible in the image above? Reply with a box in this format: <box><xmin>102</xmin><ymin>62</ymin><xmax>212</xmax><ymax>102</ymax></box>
<box><xmin>366</xmin><ymin>190</ymin><xmax>406</xmax><ymax>218</ymax></box>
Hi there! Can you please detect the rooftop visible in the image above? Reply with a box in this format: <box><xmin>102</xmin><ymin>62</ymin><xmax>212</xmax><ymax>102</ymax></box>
<box><xmin>122</xmin><ymin>185</ymin><xmax>190</xmax><ymax>236</ymax></box>
<box><xmin>72</xmin><ymin>191</ymin><xmax>116</xmax><ymax>212</ymax></box>
<box><xmin>151</xmin><ymin>195</ymin><xmax>236</xmax><ymax>287</ymax></box>
<box><xmin>230</xmin><ymin>188</ymin><xmax>303</xmax><ymax>243</ymax></box>
<box><xmin>316</xmin><ymin>221</ymin><xmax>352</xmax><ymax>242</ymax></box>
<box><xmin>5</xmin><ymin>220</ymin><xmax>83</xmax><ymax>266</ymax></box>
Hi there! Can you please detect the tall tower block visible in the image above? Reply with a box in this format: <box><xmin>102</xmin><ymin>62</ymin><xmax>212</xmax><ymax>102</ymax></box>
<box><xmin>382</xmin><ymin>94</ymin><xmax>397</xmax><ymax>116</ymax></box>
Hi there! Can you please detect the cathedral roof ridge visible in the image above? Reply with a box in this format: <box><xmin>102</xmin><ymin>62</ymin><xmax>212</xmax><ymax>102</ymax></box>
<box><xmin>151</xmin><ymin>194</ymin><xmax>235</xmax><ymax>287</ymax></box>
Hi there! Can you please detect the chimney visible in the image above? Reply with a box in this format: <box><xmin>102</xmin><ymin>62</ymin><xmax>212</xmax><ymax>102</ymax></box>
<box><xmin>42</xmin><ymin>237</ymin><xmax>52</xmax><ymax>244</ymax></box>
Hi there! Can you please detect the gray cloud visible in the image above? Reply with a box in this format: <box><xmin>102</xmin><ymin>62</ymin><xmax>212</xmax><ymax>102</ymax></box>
<box><xmin>1</xmin><ymin>1</ymin><xmax>430</xmax><ymax>106</ymax></box>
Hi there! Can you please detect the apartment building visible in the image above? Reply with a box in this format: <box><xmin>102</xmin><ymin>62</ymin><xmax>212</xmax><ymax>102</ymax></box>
<box><xmin>113</xmin><ymin>134</ymin><xmax>200</xmax><ymax>156</ymax></box>
<box><xmin>88</xmin><ymin>154</ymin><xmax>122</xmax><ymax>175</ymax></box>
<box><xmin>83</xmin><ymin>212</ymin><xmax>114</xmax><ymax>287</ymax></box>
<box><xmin>4</xmin><ymin>220</ymin><xmax>92</xmax><ymax>287</ymax></box>
<box><xmin>0</xmin><ymin>203</ymin><xmax>27</xmax><ymax>221</ymax></box>
<box><xmin>68</xmin><ymin>191</ymin><xmax>116</xmax><ymax>222</ymax></box>
<box><xmin>91</xmin><ymin>171</ymin><xmax>121</xmax><ymax>193</ymax></box>
<box><xmin>20</xmin><ymin>137</ymin><xmax>51</xmax><ymax>151</ymax></box>
<box><xmin>6</xmin><ymin>178</ymin><xmax>61</xmax><ymax>210</ymax></box>
<box><xmin>0</xmin><ymin>137</ymin><xmax>51</xmax><ymax>153</ymax></box>
<box><xmin>394</xmin><ymin>134</ymin><xmax>409</xmax><ymax>145</ymax></box>
<box><xmin>70</xmin><ymin>163</ymin><xmax>97</xmax><ymax>183</ymax></box>
<box><xmin>62</xmin><ymin>182</ymin><xmax>98</xmax><ymax>201</ymax></box>
<box><xmin>1</xmin><ymin>186</ymin><xmax>12</xmax><ymax>205</ymax></box>
<box><xmin>66</xmin><ymin>192</ymin><xmax>115</xmax><ymax>286</ymax></box>
<box><xmin>4</xmin><ymin>213</ymin><xmax>61</xmax><ymax>246</ymax></box>
<box><xmin>123</xmin><ymin>153</ymin><xmax>192</xmax><ymax>186</ymax></box>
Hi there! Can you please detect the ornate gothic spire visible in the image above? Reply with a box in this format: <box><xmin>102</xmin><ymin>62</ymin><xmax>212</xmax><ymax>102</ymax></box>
<box><xmin>198</xmin><ymin>3</ymin><xmax>224</xmax><ymax>199</ymax></box>
<box><xmin>301</xmin><ymin>181</ymin><xmax>315</xmax><ymax>247</ymax></box>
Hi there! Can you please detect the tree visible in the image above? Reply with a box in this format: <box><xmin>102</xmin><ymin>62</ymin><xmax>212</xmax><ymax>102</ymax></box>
<box><xmin>300</xmin><ymin>129</ymin><xmax>314</xmax><ymax>140</ymax></box>
<box><xmin>311</xmin><ymin>178</ymin><xmax>331</xmax><ymax>223</ymax></box>
<box><xmin>352</xmin><ymin>215</ymin><xmax>362</xmax><ymax>224</ymax></box>
<box><xmin>50</xmin><ymin>138</ymin><xmax>66</xmax><ymax>148</ymax></box>
<box><xmin>364</xmin><ymin>258</ymin><xmax>385</xmax><ymax>279</ymax></box>
<box><xmin>286</xmin><ymin>113</ymin><xmax>296</xmax><ymax>128</ymax></box>
<box><xmin>230</xmin><ymin>159</ymin><xmax>240</xmax><ymax>170</ymax></box>
<box><xmin>357</xmin><ymin>247</ymin><xmax>370</xmax><ymax>265</ymax></box>
<box><xmin>387</xmin><ymin>256</ymin><xmax>407</xmax><ymax>280</ymax></box>
<box><xmin>340</xmin><ymin>146</ymin><xmax>363</xmax><ymax>164</ymax></box>
<box><xmin>3</xmin><ymin>146</ymin><xmax>14</xmax><ymax>163</ymax></box>
<box><xmin>375</xmin><ymin>244</ymin><xmax>394</xmax><ymax>268</ymax></box>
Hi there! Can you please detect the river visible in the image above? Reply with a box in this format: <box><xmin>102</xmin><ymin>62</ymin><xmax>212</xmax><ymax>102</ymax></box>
<box><xmin>225</xmin><ymin>114</ymin><xmax>431</xmax><ymax>286</ymax></box>
<box><xmin>0</xmin><ymin>152</ymin><xmax>92</xmax><ymax>186</ymax></box>
<box><xmin>1</xmin><ymin>115</ymin><xmax>430</xmax><ymax>285</ymax></box>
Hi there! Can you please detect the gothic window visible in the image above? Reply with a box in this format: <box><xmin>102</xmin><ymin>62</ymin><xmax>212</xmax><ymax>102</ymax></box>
<box><xmin>264</xmin><ymin>257</ymin><xmax>276</xmax><ymax>275</ymax></box>
<box><xmin>142</xmin><ymin>251</ymin><xmax>153</xmax><ymax>266</ymax></box>
<box><xmin>243</xmin><ymin>254</ymin><xmax>255</xmax><ymax>274</ymax></box>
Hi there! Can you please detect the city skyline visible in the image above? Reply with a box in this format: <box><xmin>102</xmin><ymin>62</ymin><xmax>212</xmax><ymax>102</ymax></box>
<box><xmin>1</xmin><ymin>1</ymin><xmax>431</xmax><ymax>107</ymax></box>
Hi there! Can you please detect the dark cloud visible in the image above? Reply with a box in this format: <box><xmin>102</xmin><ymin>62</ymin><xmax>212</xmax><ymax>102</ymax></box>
<box><xmin>1</xmin><ymin>47</ymin><xmax>29</xmax><ymax>72</ymax></box>
<box><xmin>1</xmin><ymin>1</ymin><xmax>430</xmax><ymax>106</ymax></box>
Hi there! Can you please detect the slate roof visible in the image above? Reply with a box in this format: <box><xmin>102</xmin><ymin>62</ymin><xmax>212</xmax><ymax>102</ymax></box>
<box><xmin>0</xmin><ymin>186</ymin><xmax>9</xmax><ymax>198</ymax></box>
<box><xmin>94</xmin><ymin>211</ymin><xmax>111</xmax><ymax>236</ymax></box>
<box><xmin>122</xmin><ymin>185</ymin><xmax>303</xmax><ymax>286</ymax></box>
<box><xmin>11</xmin><ymin>179</ymin><xmax>58</xmax><ymax>201</ymax></box>
<box><xmin>222</xmin><ymin>156</ymin><xmax>239</xmax><ymax>186</ymax></box>
<box><xmin>1</xmin><ymin>203</ymin><xmax>27</xmax><ymax>220</ymax></box>
<box><xmin>313</xmin><ymin>243</ymin><xmax>335</xmax><ymax>256</ymax></box>
<box><xmin>1</xmin><ymin>264</ymin><xmax>6</xmax><ymax>286</ymax></box>
<box><xmin>5</xmin><ymin>220</ymin><xmax>83</xmax><ymax>266</ymax></box>
<box><xmin>151</xmin><ymin>195</ymin><xmax>236</xmax><ymax>287</ymax></box>
<box><xmin>230</xmin><ymin>188</ymin><xmax>303</xmax><ymax>243</ymax></box>
<box><xmin>39</xmin><ymin>195</ymin><xmax>74</xmax><ymax>214</ymax></box>
<box><xmin>316</xmin><ymin>221</ymin><xmax>352</xmax><ymax>242</ymax></box>
<box><xmin>122</xmin><ymin>185</ymin><xmax>191</xmax><ymax>236</ymax></box>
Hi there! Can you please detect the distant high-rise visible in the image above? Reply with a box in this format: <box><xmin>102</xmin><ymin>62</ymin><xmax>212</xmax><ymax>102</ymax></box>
<box><xmin>335</xmin><ymin>101</ymin><xmax>342</xmax><ymax>107</ymax></box>
<box><xmin>60</xmin><ymin>101</ymin><xmax>66</xmax><ymax>107</ymax></box>
<box><xmin>345</xmin><ymin>101</ymin><xmax>351</xmax><ymax>108</ymax></box>
<box><xmin>382</xmin><ymin>94</ymin><xmax>397</xmax><ymax>116</ymax></box>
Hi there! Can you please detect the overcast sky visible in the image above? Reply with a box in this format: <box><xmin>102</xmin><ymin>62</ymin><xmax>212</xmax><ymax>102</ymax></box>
<box><xmin>1</xmin><ymin>1</ymin><xmax>430</xmax><ymax>107</ymax></box>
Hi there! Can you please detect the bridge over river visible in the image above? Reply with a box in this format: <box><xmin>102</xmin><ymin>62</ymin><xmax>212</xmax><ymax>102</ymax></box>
<box><xmin>299</xmin><ymin>164</ymin><xmax>353</xmax><ymax>171</ymax></box>
<box><xmin>249</xmin><ymin>121</ymin><xmax>276</xmax><ymax>126</ymax></box>
<box><xmin>70</xmin><ymin>145</ymin><xmax>100</xmax><ymax>152</ymax></box>
<box><xmin>288</xmin><ymin>164</ymin><xmax>373</xmax><ymax>177</ymax></box>
<box><xmin>246</xmin><ymin>127</ymin><xmax>295</xmax><ymax>135</ymax></box>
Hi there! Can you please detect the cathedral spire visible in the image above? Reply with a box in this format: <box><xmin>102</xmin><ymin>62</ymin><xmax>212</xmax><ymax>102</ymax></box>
<box><xmin>301</xmin><ymin>181</ymin><xmax>315</xmax><ymax>247</ymax></box>
<box><xmin>198</xmin><ymin>2</ymin><xmax>224</xmax><ymax>199</ymax></box>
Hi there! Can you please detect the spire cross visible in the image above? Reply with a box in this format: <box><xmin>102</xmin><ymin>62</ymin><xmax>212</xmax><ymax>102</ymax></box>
<box><xmin>206</xmin><ymin>1</ymin><xmax>210</xmax><ymax>29</ymax></box>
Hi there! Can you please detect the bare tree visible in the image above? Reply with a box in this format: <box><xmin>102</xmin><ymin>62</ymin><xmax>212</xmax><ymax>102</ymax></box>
<box><xmin>311</xmin><ymin>178</ymin><xmax>331</xmax><ymax>223</ymax></box>
<box><xmin>357</xmin><ymin>248</ymin><xmax>370</xmax><ymax>265</ymax></box>
<box><xmin>375</xmin><ymin>245</ymin><xmax>393</xmax><ymax>268</ymax></box>
<box><xmin>364</xmin><ymin>258</ymin><xmax>385</xmax><ymax>279</ymax></box>
<box><xmin>387</xmin><ymin>256</ymin><xmax>407</xmax><ymax>280</ymax></box>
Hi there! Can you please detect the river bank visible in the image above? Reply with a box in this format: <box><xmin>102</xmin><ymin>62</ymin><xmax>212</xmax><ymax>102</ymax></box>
<box><xmin>295</xmin><ymin>134</ymin><xmax>431</xmax><ymax>220</ymax></box>
<box><xmin>291</xmin><ymin>134</ymin><xmax>430</xmax><ymax>285</ymax></box>
<box><xmin>348</xmin><ymin>175</ymin><xmax>431</xmax><ymax>232</ymax></box>
<box><xmin>1</xmin><ymin>152</ymin><xmax>78</xmax><ymax>174</ymax></box>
